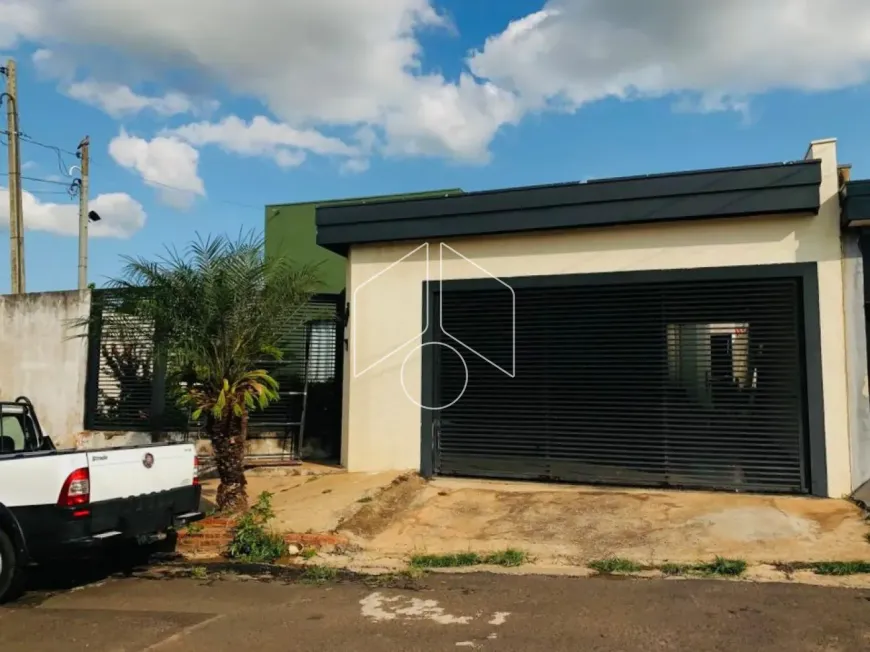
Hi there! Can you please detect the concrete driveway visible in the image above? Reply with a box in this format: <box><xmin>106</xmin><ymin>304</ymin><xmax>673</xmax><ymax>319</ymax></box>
<box><xmin>200</xmin><ymin>468</ymin><xmax>402</xmax><ymax>533</ymax></box>
<box><xmin>3</xmin><ymin>572</ymin><xmax>870</xmax><ymax>651</ymax></box>
<box><xmin>336</xmin><ymin>476</ymin><xmax>870</xmax><ymax>565</ymax></box>
<box><xmin>203</xmin><ymin>470</ymin><xmax>870</xmax><ymax>567</ymax></box>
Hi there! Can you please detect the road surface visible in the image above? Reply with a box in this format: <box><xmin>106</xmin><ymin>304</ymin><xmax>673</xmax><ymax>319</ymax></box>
<box><xmin>2</xmin><ymin>569</ymin><xmax>870</xmax><ymax>651</ymax></box>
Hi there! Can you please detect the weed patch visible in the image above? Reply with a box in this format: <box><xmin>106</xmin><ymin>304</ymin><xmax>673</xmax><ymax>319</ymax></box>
<box><xmin>659</xmin><ymin>563</ymin><xmax>693</xmax><ymax>576</ymax></box>
<box><xmin>588</xmin><ymin>558</ymin><xmax>644</xmax><ymax>574</ymax></box>
<box><xmin>190</xmin><ymin>566</ymin><xmax>208</xmax><ymax>580</ymax></box>
<box><xmin>301</xmin><ymin>547</ymin><xmax>318</xmax><ymax>560</ymax></box>
<box><xmin>695</xmin><ymin>557</ymin><xmax>747</xmax><ymax>577</ymax></box>
<box><xmin>225</xmin><ymin>492</ymin><xmax>287</xmax><ymax>564</ymax></box>
<box><xmin>185</xmin><ymin>521</ymin><xmax>204</xmax><ymax>535</ymax></box>
<box><xmin>301</xmin><ymin>565</ymin><xmax>339</xmax><ymax>583</ymax></box>
<box><xmin>411</xmin><ymin>552</ymin><xmax>481</xmax><ymax>568</ymax></box>
<box><xmin>589</xmin><ymin>557</ymin><xmax>746</xmax><ymax>577</ymax></box>
<box><xmin>409</xmin><ymin>549</ymin><xmax>528</xmax><ymax>569</ymax></box>
<box><xmin>483</xmin><ymin>549</ymin><xmax>528</xmax><ymax>567</ymax></box>
<box><xmin>810</xmin><ymin>561</ymin><xmax>870</xmax><ymax>576</ymax></box>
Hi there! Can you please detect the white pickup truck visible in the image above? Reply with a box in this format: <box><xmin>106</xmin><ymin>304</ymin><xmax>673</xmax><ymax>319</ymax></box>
<box><xmin>0</xmin><ymin>397</ymin><xmax>203</xmax><ymax>602</ymax></box>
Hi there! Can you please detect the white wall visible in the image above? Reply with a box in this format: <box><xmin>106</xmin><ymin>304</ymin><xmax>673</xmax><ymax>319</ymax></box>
<box><xmin>0</xmin><ymin>290</ymin><xmax>91</xmax><ymax>449</ymax></box>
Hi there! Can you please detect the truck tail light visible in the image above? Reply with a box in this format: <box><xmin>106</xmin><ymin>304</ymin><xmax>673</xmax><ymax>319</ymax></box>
<box><xmin>193</xmin><ymin>455</ymin><xmax>200</xmax><ymax>486</ymax></box>
<box><xmin>58</xmin><ymin>468</ymin><xmax>90</xmax><ymax>510</ymax></box>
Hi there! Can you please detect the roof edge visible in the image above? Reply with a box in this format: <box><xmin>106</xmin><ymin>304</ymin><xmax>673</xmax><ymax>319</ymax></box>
<box><xmin>316</xmin><ymin>160</ymin><xmax>822</xmax><ymax>256</ymax></box>
<box><xmin>265</xmin><ymin>188</ymin><xmax>464</xmax><ymax>210</ymax></box>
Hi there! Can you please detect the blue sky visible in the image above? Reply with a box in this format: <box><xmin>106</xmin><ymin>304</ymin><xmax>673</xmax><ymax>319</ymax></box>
<box><xmin>1</xmin><ymin>0</ymin><xmax>870</xmax><ymax>293</ymax></box>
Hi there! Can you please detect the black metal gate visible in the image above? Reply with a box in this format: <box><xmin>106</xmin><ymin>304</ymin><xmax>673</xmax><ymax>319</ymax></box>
<box><xmin>431</xmin><ymin>272</ymin><xmax>810</xmax><ymax>494</ymax></box>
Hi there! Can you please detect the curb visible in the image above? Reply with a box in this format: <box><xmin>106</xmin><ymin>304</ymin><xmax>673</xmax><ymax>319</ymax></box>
<box><xmin>149</xmin><ymin>557</ymin><xmax>870</xmax><ymax>591</ymax></box>
<box><xmin>177</xmin><ymin>516</ymin><xmax>349</xmax><ymax>554</ymax></box>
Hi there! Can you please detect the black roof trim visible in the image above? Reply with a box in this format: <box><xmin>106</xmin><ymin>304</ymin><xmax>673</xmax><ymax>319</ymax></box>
<box><xmin>842</xmin><ymin>179</ymin><xmax>870</xmax><ymax>228</ymax></box>
<box><xmin>316</xmin><ymin>160</ymin><xmax>822</xmax><ymax>254</ymax></box>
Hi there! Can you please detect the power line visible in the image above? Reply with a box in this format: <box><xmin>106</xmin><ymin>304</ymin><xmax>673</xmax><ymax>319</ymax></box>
<box><xmin>0</xmin><ymin>171</ymin><xmax>77</xmax><ymax>188</ymax></box>
<box><xmin>24</xmin><ymin>188</ymin><xmax>76</xmax><ymax>197</ymax></box>
<box><xmin>8</xmin><ymin>134</ymin><xmax>264</xmax><ymax>211</ymax></box>
<box><xmin>21</xmin><ymin>174</ymin><xmax>75</xmax><ymax>187</ymax></box>
<box><xmin>144</xmin><ymin>177</ymin><xmax>261</xmax><ymax>210</ymax></box>
<box><xmin>87</xmin><ymin>153</ymin><xmax>262</xmax><ymax>210</ymax></box>
<box><xmin>2</xmin><ymin>129</ymin><xmax>76</xmax><ymax>177</ymax></box>
<box><xmin>7</xmin><ymin>134</ymin><xmax>263</xmax><ymax>211</ymax></box>
<box><xmin>19</xmin><ymin>134</ymin><xmax>77</xmax><ymax>158</ymax></box>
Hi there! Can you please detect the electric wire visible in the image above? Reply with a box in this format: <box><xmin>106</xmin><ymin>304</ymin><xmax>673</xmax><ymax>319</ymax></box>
<box><xmin>7</xmin><ymin>134</ymin><xmax>266</xmax><ymax>211</ymax></box>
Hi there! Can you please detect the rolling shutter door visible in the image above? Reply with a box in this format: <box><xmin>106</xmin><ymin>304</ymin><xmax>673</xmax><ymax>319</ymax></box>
<box><xmin>433</xmin><ymin>275</ymin><xmax>809</xmax><ymax>493</ymax></box>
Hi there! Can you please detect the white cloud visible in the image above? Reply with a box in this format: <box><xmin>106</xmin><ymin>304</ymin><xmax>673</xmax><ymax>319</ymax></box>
<box><xmin>108</xmin><ymin>128</ymin><xmax>205</xmax><ymax>209</ymax></box>
<box><xmin>340</xmin><ymin>158</ymin><xmax>370</xmax><ymax>174</ymax></box>
<box><xmin>33</xmin><ymin>48</ymin><xmax>217</xmax><ymax>118</ymax></box>
<box><xmin>0</xmin><ymin>186</ymin><xmax>146</xmax><ymax>238</ymax></box>
<box><xmin>166</xmin><ymin>115</ymin><xmax>356</xmax><ymax>168</ymax></box>
<box><xmin>0</xmin><ymin>0</ymin><xmax>517</xmax><ymax>161</ymax></box>
<box><xmin>0</xmin><ymin>1</ymin><xmax>40</xmax><ymax>50</ymax></box>
<box><xmin>65</xmin><ymin>79</ymin><xmax>216</xmax><ymax>118</ymax></box>
<box><xmin>31</xmin><ymin>47</ymin><xmax>75</xmax><ymax>79</ymax></box>
<box><xmin>469</xmin><ymin>1</ymin><xmax>870</xmax><ymax>114</ymax></box>
<box><xmin>3</xmin><ymin>0</ymin><xmax>870</xmax><ymax>163</ymax></box>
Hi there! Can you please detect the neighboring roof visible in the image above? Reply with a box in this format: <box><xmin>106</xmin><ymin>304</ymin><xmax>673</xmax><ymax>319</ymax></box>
<box><xmin>265</xmin><ymin>188</ymin><xmax>464</xmax><ymax>211</ymax></box>
<box><xmin>841</xmin><ymin>179</ymin><xmax>870</xmax><ymax>228</ymax></box>
<box><xmin>316</xmin><ymin>160</ymin><xmax>822</xmax><ymax>255</ymax></box>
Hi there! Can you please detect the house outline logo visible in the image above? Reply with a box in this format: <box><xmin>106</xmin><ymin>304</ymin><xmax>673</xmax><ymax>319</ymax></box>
<box><xmin>352</xmin><ymin>242</ymin><xmax>516</xmax><ymax>411</ymax></box>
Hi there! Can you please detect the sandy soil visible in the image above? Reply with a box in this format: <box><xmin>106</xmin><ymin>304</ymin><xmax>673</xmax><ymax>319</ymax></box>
<box><xmin>334</xmin><ymin>476</ymin><xmax>870</xmax><ymax>566</ymax></box>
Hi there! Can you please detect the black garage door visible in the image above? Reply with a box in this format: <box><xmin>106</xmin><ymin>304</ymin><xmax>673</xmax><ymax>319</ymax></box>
<box><xmin>429</xmin><ymin>271</ymin><xmax>811</xmax><ymax>494</ymax></box>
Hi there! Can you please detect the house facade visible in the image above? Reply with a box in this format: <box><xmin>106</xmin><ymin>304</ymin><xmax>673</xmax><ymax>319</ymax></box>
<box><xmin>317</xmin><ymin>138</ymin><xmax>870</xmax><ymax>499</ymax></box>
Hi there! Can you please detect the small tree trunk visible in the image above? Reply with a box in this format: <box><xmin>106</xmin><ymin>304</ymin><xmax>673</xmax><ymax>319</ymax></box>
<box><xmin>210</xmin><ymin>407</ymin><xmax>249</xmax><ymax>513</ymax></box>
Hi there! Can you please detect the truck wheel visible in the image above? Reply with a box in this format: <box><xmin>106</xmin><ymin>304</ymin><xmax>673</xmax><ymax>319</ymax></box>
<box><xmin>0</xmin><ymin>528</ymin><xmax>25</xmax><ymax>603</ymax></box>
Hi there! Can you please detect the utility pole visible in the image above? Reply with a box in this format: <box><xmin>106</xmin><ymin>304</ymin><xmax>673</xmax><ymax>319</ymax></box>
<box><xmin>77</xmin><ymin>136</ymin><xmax>89</xmax><ymax>290</ymax></box>
<box><xmin>3</xmin><ymin>58</ymin><xmax>25</xmax><ymax>294</ymax></box>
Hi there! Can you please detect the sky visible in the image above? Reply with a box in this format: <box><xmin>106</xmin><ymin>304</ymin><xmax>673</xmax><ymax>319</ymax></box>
<box><xmin>1</xmin><ymin>0</ymin><xmax>869</xmax><ymax>293</ymax></box>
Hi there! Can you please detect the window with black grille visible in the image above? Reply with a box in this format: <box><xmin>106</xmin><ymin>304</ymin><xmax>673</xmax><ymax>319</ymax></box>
<box><xmin>432</xmin><ymin>275</ymin><xmax>808</xmax><ymax>494</ymax></box>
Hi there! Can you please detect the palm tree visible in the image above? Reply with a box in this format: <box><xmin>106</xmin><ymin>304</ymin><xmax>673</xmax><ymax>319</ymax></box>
<box><xmin>91</xmin><ymin>232</ymin><xmax>319</xmax><ymax>512</ymax></box>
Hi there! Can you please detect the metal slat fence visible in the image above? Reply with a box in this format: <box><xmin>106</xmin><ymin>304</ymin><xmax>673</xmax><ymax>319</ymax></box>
<box><xmin>84</xmin><ymin>289</ymin><xmax>344</xmax><ymax>460</ymax></box>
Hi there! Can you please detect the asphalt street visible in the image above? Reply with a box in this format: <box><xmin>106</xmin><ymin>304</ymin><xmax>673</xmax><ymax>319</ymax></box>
<box><xmin>2</xmin><ymin>569</ymin><xmax>870</xmax><ymax>651</ymax></box>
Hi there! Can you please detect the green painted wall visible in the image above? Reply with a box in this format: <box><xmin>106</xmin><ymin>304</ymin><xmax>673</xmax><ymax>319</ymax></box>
<box><xmin>265</xmin><ymin>189</ymin><xmax>464</xmax><ymax>294</ymax></box>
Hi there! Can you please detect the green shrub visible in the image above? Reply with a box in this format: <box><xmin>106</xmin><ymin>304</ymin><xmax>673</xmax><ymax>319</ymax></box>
<box><xmin>225</xmin><ymin>491</ymin><xmax>287</xmax><ymax>563</ymax></box>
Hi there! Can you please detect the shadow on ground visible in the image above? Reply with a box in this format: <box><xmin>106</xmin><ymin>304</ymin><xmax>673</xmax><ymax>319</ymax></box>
<box><xmin>13</xmin><ymin>537</ymin><xmax>183</xmax><ymax>607</ymax></box>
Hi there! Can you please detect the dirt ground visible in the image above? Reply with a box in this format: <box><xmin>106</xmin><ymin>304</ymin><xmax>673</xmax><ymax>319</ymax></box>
<box><xmin>200</xmin><ymin>468</ymin><xmax>406</xmax><ymax>533</ymax></box>
<box><xmin>206</xmin><ymin>469</ymin><xmax>870</xmax><ymax>569</ymax></box>
<box><xmin>337</xmin><ymin>476</ymin><xmax>870</xmax><ymax>567</ymax></box>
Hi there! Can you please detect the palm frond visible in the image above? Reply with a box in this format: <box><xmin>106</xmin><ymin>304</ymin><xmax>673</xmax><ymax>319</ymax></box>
<box><xmin>75</xmin><ymin>231</ymin><xmax>321</xmax><ymax>418</ymax></box>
